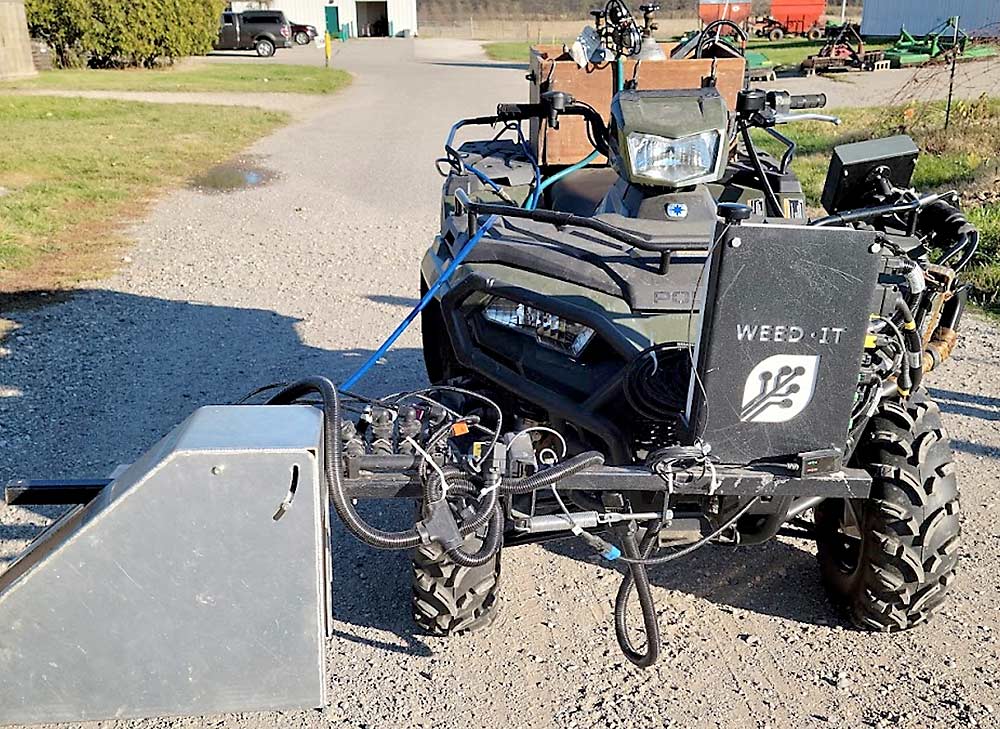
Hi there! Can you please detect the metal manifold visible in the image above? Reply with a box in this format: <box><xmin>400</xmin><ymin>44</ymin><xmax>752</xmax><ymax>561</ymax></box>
<box><xmin>0</xmin><ymin>406</ymin><xmax>332</xmax><ymax>726</ymax></box>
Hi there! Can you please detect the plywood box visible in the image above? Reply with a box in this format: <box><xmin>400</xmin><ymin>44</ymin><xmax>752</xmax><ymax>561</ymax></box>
<box><xmin>529</xmin><ymin>45</ymin><xmax>745</xmax><ymax>165</ymax></box>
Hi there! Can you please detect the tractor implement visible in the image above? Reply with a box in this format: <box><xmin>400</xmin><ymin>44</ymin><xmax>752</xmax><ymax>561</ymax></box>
<box><xmin>801</xmin><ymin>23</ymin><xmax>890</xmax><ymax>74</ymax></box>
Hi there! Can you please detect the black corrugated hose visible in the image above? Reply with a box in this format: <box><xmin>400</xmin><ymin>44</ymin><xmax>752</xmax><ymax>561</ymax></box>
<box><xmin>614</xmin><ymin>523</ymin><xmax>662</xmax><ymax>668</ymax></box>
<box><xmin>266</xmin><ymin>377</ymin><xmax>597</xmax><ymax>560</ymax></box>
<box><xmin>268</xmin><ymin>377</ymin><xmax>425</xmax><ymax>550</ymax></box>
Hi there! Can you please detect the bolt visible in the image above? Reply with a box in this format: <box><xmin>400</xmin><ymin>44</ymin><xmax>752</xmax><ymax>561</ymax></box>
<box><xmin>211</xmin><ymin>465</ymin><xmax>225</xmax><ymax>476</ymax></box>
<box><xmin>870</xmin><ymin>242</ymin><xmax>882</xmax><ymax>253</ymax></box>
<box><xmin>731</xmin><ymin>236</ymin><xmax>742</xmax><ymax>248</ymax></box>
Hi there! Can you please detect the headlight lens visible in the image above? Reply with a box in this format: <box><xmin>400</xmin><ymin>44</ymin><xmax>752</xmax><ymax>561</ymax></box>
<box><xmin>626</xmin><ymin>130</ymin><xmax>721</xmax><ymax>185</ymax></box>
<box><xmin>482</xmin><ymin>297</ymin><xmax>595</xmax><ymax>358</ymax></box>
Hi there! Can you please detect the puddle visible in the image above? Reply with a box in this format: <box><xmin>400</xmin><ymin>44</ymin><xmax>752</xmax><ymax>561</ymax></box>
<box><xmin>190</xmin><ymin>157</ymin><xmax>277</xmax><ymax>193</ymax></box>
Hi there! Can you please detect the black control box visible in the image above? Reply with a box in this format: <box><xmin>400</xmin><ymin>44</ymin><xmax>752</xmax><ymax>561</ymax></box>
<box><xmin>821</xmin><ymin>135</ymin><xmax>919</xmax><ymax>214</ymax></box>
<box><xmin>686</xmin><ymin>223</ymin><xmax>882</xmax><ymax>464</ymax></box>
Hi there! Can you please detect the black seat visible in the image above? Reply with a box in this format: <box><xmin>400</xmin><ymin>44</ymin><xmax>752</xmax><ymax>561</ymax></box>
<box><xmin>547</xmin><ymin>167</ymin><xmax>619</xmax><ymax>217</ymax></box>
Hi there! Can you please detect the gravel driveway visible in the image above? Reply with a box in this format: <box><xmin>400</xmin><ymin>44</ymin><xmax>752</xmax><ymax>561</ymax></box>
<box><xmin>1</xmin><ymin>39</ymin><xmax>999</xmax><ymax>729</ymax></box>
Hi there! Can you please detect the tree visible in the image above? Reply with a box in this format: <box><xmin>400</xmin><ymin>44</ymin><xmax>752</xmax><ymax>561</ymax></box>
<box><xmin>24</xmin><ymin>0</ymin><xmax>227</xmax><ymax>68</ymax></box>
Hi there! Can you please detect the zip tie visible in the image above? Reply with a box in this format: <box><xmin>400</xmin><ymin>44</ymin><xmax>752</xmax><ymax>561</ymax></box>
<box><xmin>405</xmin><ymin>436</ymin><xmax>449</xmax><ymax>501</ymax></box>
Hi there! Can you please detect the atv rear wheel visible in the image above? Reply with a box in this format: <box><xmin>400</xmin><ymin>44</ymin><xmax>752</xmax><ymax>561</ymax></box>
<box><xmin>412</xmin><ymin>503</ymin><xmax>502</xmax><ymax>635</ymax></box>
<box><xmin>815</xmin><ymin>391</ymin><xmax>960</xmax><ymax>631</ymax></box>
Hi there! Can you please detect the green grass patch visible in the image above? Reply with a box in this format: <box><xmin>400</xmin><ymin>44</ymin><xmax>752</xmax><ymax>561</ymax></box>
<box><xmin>1</xmin><ymin>63</ymin><xmax>351</xmax><ymax>95</ymax></box>
<box><xmin>483</xmin><ymin>41</ymin><xmax>539</xmax><ymax>62</ymax></box>
<box><xmin>0</xmin><ymin>95</ymin><xmax>288</xmax><ymax>290</ymax></box>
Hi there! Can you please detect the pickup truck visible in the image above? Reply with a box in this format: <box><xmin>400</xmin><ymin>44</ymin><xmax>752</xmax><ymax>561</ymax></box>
<box><xmin>215</xmin><ymin>10</ymin><xmax>292</xmax><ymax>57</ymax></box>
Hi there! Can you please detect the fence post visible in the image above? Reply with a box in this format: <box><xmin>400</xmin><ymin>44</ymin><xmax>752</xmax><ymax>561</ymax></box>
<box><xmin>945</xmin><ymin>15</ymin><xmax>960</xmax><ymax>130</ymax></box>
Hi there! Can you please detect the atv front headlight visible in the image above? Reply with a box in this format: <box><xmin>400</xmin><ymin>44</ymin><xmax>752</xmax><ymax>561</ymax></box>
<box><xmin>482</xmin><ymin>297</ymin><xmax>595</xmax><ymax>358</ymax></box>
<box><xmin>625</xmin><ymin>130</ymin><xmax>722</xmax><ymax>186</ymax></box>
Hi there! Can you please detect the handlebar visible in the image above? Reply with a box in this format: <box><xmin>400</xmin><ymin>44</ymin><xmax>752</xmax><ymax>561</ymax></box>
<box><xmin>496</xmin><ymin>95</ymin><xmax>611</xmax><ymax>157</ymax></box>
<box><xmin>789</xmin><ymin>93</ymin><xmax>827</xmax><ymax>110</ymax></box>
<box><xmin>496</xmin><ymin>102</ymin><xmax>544</xmax><ymax>121</ymax></box>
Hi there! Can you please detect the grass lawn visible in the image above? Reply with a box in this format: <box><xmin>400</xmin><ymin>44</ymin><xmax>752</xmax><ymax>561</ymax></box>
<box><xmin>1</xmin><ymin>63</ymin><xmax>351</xmax><ymax>95</ymax></box>
<box><xmin>484</xmin><ymin>41</ymin><xmax>544</xmax><ymax>62</ymax></box>
<box><xmin>0</xmin><ymin>96</ymin><xmax>288</xmax><ymax>291</ymax></box>
<box><xmin>752</xmin><ymin>97</ymin><xmax>1000</xmax><ymax>315</ymax></box>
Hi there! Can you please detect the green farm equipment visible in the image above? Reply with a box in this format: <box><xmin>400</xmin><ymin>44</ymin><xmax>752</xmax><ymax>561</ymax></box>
<box><xmin>885</xmin><ymin>17</ymin><xmax>998</xmax><ymax>68</ymax></box>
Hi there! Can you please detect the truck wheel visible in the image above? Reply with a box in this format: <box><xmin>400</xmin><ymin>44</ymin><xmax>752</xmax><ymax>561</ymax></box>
<box><xmin>255</xmin><ymin>38</ymin><xmax>276</xmax><ymax>57</ymax></box>
<box><xmin>815</xmin><ymin>392</ymin><xmax>960</xmax><ymax>631</ymax></box>
<box><xmin>294</xmin><ymin>31</ymin><xmax>310</xmax><ymax>45</ymax></box>
<box><xmin>807</xmin><ymin>27</ymin><xmax>823</xmax><ymax>41</ymax></box>
<box><xmin>768</xmin><ymin>27</ymin><xmax>785</xmax><ymax>42</ymax></box>
<box><xmin>412</xmin><ymin>502</ymin><xmax>502</xmax><ymax>635</ymax></box>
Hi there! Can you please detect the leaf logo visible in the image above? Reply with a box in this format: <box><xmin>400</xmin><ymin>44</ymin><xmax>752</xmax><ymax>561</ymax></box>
<box><xmin>739</xmin><ymin>355</ymin><xmax>820</xmax><ymax>423</ymax></box>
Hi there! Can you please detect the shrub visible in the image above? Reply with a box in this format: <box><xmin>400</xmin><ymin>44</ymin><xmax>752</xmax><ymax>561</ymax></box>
<box><xmin>25</xmin><ymin>0</ymin><xmax>227</xmax><ymax>68</ymax></box>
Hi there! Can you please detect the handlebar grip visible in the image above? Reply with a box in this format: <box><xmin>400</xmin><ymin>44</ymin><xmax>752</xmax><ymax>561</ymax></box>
<box><xmin>789</xmin><ymin>93</ymin><xmax>827</xmax><ymax>110</ymax></box>
<box><xmin>496</xmin><ymin>103</ymin><xmax>544</xmax><ymax>121</ymax></box>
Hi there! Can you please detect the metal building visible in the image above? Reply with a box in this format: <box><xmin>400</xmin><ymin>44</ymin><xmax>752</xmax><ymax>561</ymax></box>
<box><xmin>325</xmin><ymin>0</ymin><xmax>418</xmax><ymax>38</ymax></box>
<box><xmin>861</xmin><ymin>0</ymin><xmax>1000</xmax><ymax>37</ymax></box>
<box><xmin>229</xmin><ymin>0</ymin><xmax>417</xmax><ymax>39</ymax></box>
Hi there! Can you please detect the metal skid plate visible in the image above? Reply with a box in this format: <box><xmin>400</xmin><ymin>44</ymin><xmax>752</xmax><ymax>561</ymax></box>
<box><xmin>0</xmin><ymin>406</ymin><xmax>331</xmax><ymax>726</ymax></box>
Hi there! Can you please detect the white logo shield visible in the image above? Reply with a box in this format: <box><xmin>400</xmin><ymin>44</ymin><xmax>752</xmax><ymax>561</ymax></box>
<box><xmin>739</xmin><ymin>354</ymin><xmax>820</xmax><ymax>423</ymax></box>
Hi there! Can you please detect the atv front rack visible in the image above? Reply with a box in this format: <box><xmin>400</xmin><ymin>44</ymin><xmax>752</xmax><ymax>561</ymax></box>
<box><xmin>5</xmin><ymin>459</ymin><xmax>870</xmax><ymax>507</ymax></box>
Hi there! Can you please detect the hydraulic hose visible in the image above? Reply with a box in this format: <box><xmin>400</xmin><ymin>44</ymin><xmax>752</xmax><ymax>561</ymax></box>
<box><xmin>614</xmin><ymin>524</ymin><xmax>662</xmax><ymax>668</ymax></box>
<box><xmin>499</xmin><ymin>451</ymin><xmax>605</xmax><ymax>495</ymax></box>
<box><xmin>895</xmin><ymin>298</ymin><xmax>924</xmax><ymax>395</ymax></box>
<box><xmin>443</xmin><ymin>482</ymin><xmax>504</xmax><ymax>567</ymax></box>
<box><xmin>268</xmin><ymin>377</ymin><xmax>425</xmax><ymax>550</ymax></box>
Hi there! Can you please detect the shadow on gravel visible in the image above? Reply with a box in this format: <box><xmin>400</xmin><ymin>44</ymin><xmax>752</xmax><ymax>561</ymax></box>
<box><xmin>542</xmin><ymin>534</ymin><xmax>849</xmax><ymax>628</ymax></box>
<box><xmin>366</xmin><ymin>294</ymin><xmax>420</xmax><ymax>308</ymax></box>
<box><xmin>0</xmin><ymin>289</ymin><xmax>432</xmax><ymax>652</ymax></box>
<box><xmin>929</xmin><ymin>387</ymin><xmax>1000</xmax><ymax>422</ymax></box>
<box><xmin>951</xmin><ymin>439</ymin><xmax>1000</xmax><ymax>459</ymax></box>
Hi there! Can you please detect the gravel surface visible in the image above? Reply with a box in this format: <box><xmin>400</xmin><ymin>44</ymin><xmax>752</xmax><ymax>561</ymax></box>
<box><xmin>2</xmin><ymin>38</ymin><xmax>999</xmax><ymax>729</ymax></box>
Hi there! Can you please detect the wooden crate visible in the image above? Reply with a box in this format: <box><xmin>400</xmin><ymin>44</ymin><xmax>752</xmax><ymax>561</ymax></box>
<box><xmin>529</xmin><ymin>45</ymin><xmax>746</xmax><ymax>165</ymax></box>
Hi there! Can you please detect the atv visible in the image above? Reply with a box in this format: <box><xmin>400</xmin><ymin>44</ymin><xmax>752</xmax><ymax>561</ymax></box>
<box><xmin>0</xmin><ymin>4</ymin><xmax>978</xmax><ymax>721</ymax></box>
<box><xmin>401</xmin><ymin>4</ymin><xmax>972</xmax><ymax>658</ymax></box>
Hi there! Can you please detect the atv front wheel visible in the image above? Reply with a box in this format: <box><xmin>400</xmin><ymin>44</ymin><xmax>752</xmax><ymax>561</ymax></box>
<box><xmin>815</xmin><ymin>392</ymin><xmax>960</xmax><ymax>631</ymax></box>
<box><xmin>412</xmin><ymin>540</ymin><xmax>501</xmax><ymax>635</ymax></box>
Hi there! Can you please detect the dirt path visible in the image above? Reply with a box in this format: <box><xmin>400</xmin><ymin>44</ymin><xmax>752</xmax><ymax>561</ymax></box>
<box><xmin>1</xmin><ymin>38</ymin><xmax>999</xmax><ymax>729</ymax></box>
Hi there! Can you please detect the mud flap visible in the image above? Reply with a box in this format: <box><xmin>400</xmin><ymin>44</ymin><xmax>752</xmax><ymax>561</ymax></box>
<box><xmin>0</xmin><ymin>406</ymin><xmax>331</xmax><ymax>725</ymax></box>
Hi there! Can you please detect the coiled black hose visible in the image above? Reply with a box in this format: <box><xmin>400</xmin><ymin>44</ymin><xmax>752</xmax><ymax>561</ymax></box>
<box><xmin>268</xmin><ymin>377</ymin><xmax>425</xmax><ymax>550</ymax></box>
<box><xmin>614</xmin><ymin>524</ymin><xmax>662</xmax><ymax>668</ymax></box>
<box><xmin>499</xmin><ymin>451</ymin><xmax>605</xmax><ymax>495</ymax></box>
<box><xmin>922</xmin><ymin>199</ymin><xmax>979</xmax><ymax>273</ymax></box>
<box><xmin>425</xmin><ymin>470</ymin><xmax>499</xmax><ymax>539</ymax></box>
<box><xmin>443</xmin><ymin>483</ymin><xmax>504</xmax><ymax>567</ymax></box>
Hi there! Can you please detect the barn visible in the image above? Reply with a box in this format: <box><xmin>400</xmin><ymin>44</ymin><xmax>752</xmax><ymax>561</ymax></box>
<box><xmin>231</xmin><ymin>0</ymin><xmax>417</xmax><ymax>39</ymax></box>
<box><xmin>861</xmin><ymin>0</ymin><xmax>1000</xmax><ymax>37</ymax></box>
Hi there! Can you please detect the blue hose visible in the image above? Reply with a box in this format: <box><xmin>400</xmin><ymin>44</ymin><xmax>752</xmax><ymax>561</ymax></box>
<box><xmin>341</xmin><ymin>215</ymin><xmax>499</xmax><ymax>391</ymax></box>
<box><xmin>343</xmin><ymin>93</ymin><xmax>613</xmax><ymax>390</ymax></box>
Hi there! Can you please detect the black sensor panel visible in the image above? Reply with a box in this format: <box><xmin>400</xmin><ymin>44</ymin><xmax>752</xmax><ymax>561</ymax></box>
<box><xmin>686</xmin><ymin>223</ymin><xmax>882</xmax><ymax>465</ymax></box>
<box><xmin>821</xmin><ymin>135</ymin><xmax>919</xmax><ymax>214</ymax></box>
